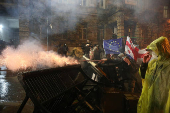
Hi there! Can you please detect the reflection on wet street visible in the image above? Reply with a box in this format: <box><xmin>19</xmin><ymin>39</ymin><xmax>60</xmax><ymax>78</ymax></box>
<box><xmin>0</xmin><ymin>70</ymin><xmax>34</xmax><ymax>113</ymax></box>
<box><xmin>0</xmin><ymin>75</ymin><xmax>9</xmax><ymax>98</ymax></box>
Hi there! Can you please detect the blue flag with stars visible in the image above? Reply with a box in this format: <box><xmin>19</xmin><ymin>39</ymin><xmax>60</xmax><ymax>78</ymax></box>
<box><xmin>103</xmin><ymin>38</ymin><xmax>122</xmax><ymax>54</ymax></box>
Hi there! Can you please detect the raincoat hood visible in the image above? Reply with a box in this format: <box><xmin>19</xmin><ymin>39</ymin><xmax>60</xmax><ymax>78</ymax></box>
<box><xmin>147</xmin><ymin>36</ymin><xmax>170</xmax><ymax>60</ymax></box>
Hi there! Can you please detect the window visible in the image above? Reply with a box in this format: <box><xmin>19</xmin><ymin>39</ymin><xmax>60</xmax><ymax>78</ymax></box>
<box><xmin>98</xmin><ymin>0</ymin><xmax>104</xmax><ymax>8</ymax></box>
<box><xmin>83</xmin><ymin>0</ymin><xmax>86</xmax><ymax>6</ymax></box>
<box><xmin>114</xmin><ymin>27</ymin><xmax>117</xmax><ymax>34</ymax></box>
<box><xmin>163</xmin><ymin>6</ymin><xmax>168</xmax><ymax>18</ymax></box>
<box><xmin>79</xmin><ymin>0</ymin><xmax>82</xmax><ymax>5</ymax></box>
<box><xmin>79</xmin><ymin>0</ymin><xmax>86</xmax><ymax>6</ymax></box>
<box><xmin>79</xmin><ymin>28</ymin><xmax>87</xmax><ymax>39</ymax></box>
<box><xmin>57</xmin><ymin>0</ymin><xmax>68</xmax><ymax>4</ymax></box>
<box><xmin>79</xmin><ymin>23</ymin><xmax>87</xmax><ymax>40</ymax></box>
<box><xmin>101</xmin><ymin>0</ymin><xmax>103</xmax><ymax>7</ymax></box>
<box><xmin>98</xmin><ymin>29</ymin><xmax>104</xmax><ymax>40</ymax></box>
<box><xmin>89</xmin><ymin>0</ymin><xmax>95</xmax><ymax>7</ymax></box>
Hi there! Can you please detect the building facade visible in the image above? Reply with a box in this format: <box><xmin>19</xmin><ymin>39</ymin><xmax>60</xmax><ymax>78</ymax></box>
<box><xmin>4</xmin><ymin>0</ymin><xmax>169</xmax><ymax>50</ymax></box>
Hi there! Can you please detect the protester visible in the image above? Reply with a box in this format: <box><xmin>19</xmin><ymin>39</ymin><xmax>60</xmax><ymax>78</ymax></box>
<box><xmin>137</xmin><ymin>36</ymin><xmax>170</xmax><ymax>113</ymax></box>
<box><xmin>93</xmin><ymin>45</ymin><xmax>101</xmax><ymax>60</ymax></box>
<box><xmin>84</xmin><ymin>40</ymin><xmax>91</xmax><ymax>58</ymax></box>
<box><xmin>117</xmin><ymin>53</ymin><xmax>140</xmax><ymax>93</ymax></box>
<box><xmin>57</xmin><ymin>43</ymin><xmax>63</xmax><ymax>55</ymax></box>
<box><xmin>97</xmin><ymin>54</ymin><xmax>121</xmax><ymax>85</ymax></box>
<box><xmin>63</xmin><ymin>44</ymin><xmax>68</xmax><ymax>57</ymax></box>
<box><xmin>100</xmin><ymin>44</ymin><xmax>106</xmax><ymax>59</ymax></box>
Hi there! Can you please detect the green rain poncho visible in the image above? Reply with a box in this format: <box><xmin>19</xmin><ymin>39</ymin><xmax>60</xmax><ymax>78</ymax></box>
<box><xmin>138</xmin><ymin>36</ymin><xmax>170</xmax><ymax>113</ymax></box>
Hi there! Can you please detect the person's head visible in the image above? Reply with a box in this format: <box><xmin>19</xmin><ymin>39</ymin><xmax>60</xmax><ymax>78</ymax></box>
<box><xmin>118</xmin><ymin>53</ymin><xmax>125</xmax><ymax>59</ymax></box>
<box><xmin>147</xmin><ymin>36</ymin><xmax>170</xmax><ymax>59</ymax></box>
<box><xmin>96</xmin><ymin>45</ymin><xmax>99</xmax><ymax>49</ymax></box>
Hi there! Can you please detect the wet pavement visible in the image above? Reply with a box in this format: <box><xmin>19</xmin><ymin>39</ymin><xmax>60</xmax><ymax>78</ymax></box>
<box><xmin>0</xmin><ymin>71</ymin><xmax>34</xmax><ymax>113</ymax></box>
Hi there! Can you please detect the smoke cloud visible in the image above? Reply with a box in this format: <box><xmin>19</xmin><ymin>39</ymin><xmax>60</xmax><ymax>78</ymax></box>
<box><xmin>0</xmin><ymin>38</ymin><xmax>79</xmax><ymax>72</ymax></box>
<box><xmin>6</xmin><ymin>0</ymin><xmax>170</xmax><ymax>31</ymax></box>
<box><xmin>108</xmin><ymin>0</ymin><xmax>169</xmax><ymax>24</ymax></box>
<box><xmin>16</xmin><ymin>0</ymin><xmax>100</xmax><ymax>35</ymax></box>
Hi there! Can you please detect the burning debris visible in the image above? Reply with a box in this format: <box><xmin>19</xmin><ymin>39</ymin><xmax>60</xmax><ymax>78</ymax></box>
<box><xmin>0</xmin><ymin>39</ymin><xmax>79</xmax><ymax>72</ymax></box>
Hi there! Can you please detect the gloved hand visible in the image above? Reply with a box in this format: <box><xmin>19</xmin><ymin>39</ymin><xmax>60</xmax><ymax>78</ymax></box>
<box><xmin>123</xmin><ymin>57</ymin><xmax>131</xmax><ymax>65</ymax></box>
<box><xmin>143</xmin><ymin>52</ymin><xmax>152</xmax><ymax>63</ymax></box>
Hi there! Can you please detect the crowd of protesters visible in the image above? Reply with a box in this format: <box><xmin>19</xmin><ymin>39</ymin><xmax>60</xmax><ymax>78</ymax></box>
<box><xmin>56</xmin><ymin>36</ymin><xmax>170</xmax><ymax>112</ymax></box>
<box><xmin>82</xmin><ymin>37</ymin><xmax>170</xmax><ymax>112</ymax></box>
<box><xmin>55</xmin><ymin>40</ymin><xmax>142</xmax><ymax>93</ymax></box>
<box><xmin>79</xmin><ymin>40</ymin><xmax>142</xmax><ymax>93</ymax></box>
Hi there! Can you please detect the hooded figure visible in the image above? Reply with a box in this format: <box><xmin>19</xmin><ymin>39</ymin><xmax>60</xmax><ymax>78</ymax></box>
<box><xmin>137</xmin><ymin>36</ymin><xmax>170</xmax><ymax>113</ymax></box>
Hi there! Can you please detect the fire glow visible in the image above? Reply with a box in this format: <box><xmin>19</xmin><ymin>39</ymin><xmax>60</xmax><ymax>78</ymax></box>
<box><xmin>0</xmin><ymin>39</ymin><xmax>79</xmax><ymax>72</ymax></box>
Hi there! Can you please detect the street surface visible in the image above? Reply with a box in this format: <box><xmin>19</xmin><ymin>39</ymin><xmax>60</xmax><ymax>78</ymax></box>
<box><xmin>0</xmin><ymin>71</ymin><xmax>34</xmax><ymax>113</ymax></box>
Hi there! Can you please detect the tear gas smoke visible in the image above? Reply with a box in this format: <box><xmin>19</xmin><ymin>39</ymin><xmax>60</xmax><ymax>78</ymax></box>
<box><xmin>15</xmin><ymin>0</ymin><xmax>100</xmax><ymax>35</ymax></box>
<box><xmin>6</xmin><ymin>0</ymin><xmax>170</xmax><ymax>29</ymax></box>
<box><xmin>107</xmin><ymin>0</ymin><xmax>170</xmax><ymax>24</ymax></box>
<box><xmin>0</xmin><ymin>38</ymin><xmax>79</xmax><ymax>72</ymax></box>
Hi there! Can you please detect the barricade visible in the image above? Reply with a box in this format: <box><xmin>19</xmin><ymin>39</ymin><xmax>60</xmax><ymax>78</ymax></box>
<box><xmin>17</xmin><ymin>64</ymin><xmax>103</xmax><ymax>113</ymax></box>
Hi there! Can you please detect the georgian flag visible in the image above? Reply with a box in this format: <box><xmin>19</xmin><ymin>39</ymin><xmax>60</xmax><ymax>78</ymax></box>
<box><xmin>125</xmin><ymin>36</ymin><xmax>147</xmax><ymax>65</ymax></box>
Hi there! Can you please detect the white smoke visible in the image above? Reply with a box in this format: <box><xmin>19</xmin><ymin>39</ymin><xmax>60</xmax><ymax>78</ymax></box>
<box><xmin>16</xmin><ymin>0</ymin><xmax>100</xmax><ymax>35</ymax></box>
<box><xmin>0</xmin><ymin>38</ymin><xmax>79</xmax><ymax>72</ymax></box>
<box><xmin>107</xmin><ymin>0</ymin><xmax>169</xmax><ymax>24</ymax></box>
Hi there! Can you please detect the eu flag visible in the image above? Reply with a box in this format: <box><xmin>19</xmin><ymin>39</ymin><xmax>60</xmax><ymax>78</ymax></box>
<box><xmin>103</xmin><ymin>38</ymin><xmax>122</xmax><ymax>54</ymax></box>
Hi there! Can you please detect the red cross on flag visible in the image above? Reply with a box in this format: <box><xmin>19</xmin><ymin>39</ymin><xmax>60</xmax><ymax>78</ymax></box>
<box><xmin>125</xmin><ymin>36</ymin><xmax>147</xmax><ymax>65</ymax></box>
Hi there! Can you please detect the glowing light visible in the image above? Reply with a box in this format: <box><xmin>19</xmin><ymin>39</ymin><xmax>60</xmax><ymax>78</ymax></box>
<box><xmin>0</xmin><ymin>25</ymin><xmax>3</xmax><ymax>31</ymax></box>
<box><xmin>167</xmin><ymin>19</ymin><xmax>170</xmax><ymax>24</ymax></box>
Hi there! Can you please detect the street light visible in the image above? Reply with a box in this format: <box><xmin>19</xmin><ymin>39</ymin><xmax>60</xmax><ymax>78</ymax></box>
<box><xmin>47</xmin><ymin>17</ymin><xmax>49</xmax><ymax>51</ymax></box>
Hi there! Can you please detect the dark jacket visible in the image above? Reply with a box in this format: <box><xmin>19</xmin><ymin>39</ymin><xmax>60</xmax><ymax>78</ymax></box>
<box><xmin>140</xmin><ymin>62</ymin><xmax>148</xmax><ymax>79</ymax></box>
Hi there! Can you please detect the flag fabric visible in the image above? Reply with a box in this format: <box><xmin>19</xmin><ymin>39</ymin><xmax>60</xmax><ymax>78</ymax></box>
<box><xmin>103</xmin><ymin>38</ymin><xmax>122</xmax><ymax>54</ymax></box>
<box><xmin>125</xmin><ymin>36</ymin><xmax>147</xmax><ymax>65</ymax></box>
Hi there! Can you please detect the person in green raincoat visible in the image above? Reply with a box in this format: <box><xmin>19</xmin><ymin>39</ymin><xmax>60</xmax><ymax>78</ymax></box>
<box><xmin>138</xmin><ymin>36</ymin><xmax>170</xmax><ymax>113</ymax></box>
